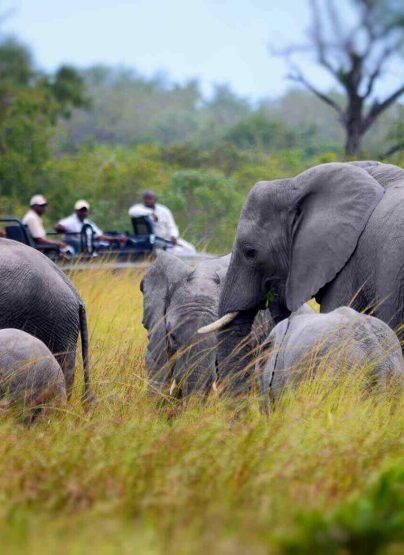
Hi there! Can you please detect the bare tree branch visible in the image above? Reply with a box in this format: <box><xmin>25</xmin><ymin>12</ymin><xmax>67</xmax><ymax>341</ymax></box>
<box><xmin>364</xmin><ymin>84</ymin><xmax>404</xmax><ymax>129</ymax></box>
<box><xmin>309</xmin><ymin>0</ymin><xmax>342</xmax><ymax>78</ymax></box>
<box><xmin>381</xmin><ymin>141</ymin><xmax>404</xmax><ymax>158</ymax></box>
<box><xmin>363</xmin><ymin>44</ymin><xmax>396</xmax><ymax>98</ymax></box>
<box><xmin>288</xmin><ymin>68</ymin><xmax>344</xmax><ymax>117</ymax></box>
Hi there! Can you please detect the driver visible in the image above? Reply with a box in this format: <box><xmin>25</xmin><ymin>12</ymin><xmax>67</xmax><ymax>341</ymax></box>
<box><xmin>55</xmin><ymin>200</ymin><xmax>126</xmax><ymax>253</ymax></box>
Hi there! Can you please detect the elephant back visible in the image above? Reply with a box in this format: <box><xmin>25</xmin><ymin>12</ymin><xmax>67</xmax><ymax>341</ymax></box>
<box><xmin>0</xmin><ymin>239</ymin><xmax>81</xmax><ymax>351</ymax></box>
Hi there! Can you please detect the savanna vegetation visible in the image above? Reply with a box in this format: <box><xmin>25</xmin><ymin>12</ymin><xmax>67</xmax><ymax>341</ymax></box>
<box><xmin>0</xmin><ymin>2</ymin><xmax>403</xmax><ymax>552</ymax></box>
<box><xmin>0</xmin><ymin>268</ymin><xmax>402</xmax><ymax>555</ymax></box>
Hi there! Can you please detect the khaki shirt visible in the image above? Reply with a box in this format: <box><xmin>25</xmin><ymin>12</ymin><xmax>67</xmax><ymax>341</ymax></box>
<box><xmin>22</xmin><ymin>210</ymin><xmax>46</xmax><ymax>239</ymax></box>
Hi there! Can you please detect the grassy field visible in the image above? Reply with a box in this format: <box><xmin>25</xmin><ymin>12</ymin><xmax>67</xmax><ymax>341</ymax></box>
<box><xmin>0</xmin><ymin>268</ymin><xmax>403</xmax><ymax>555</ymax></box>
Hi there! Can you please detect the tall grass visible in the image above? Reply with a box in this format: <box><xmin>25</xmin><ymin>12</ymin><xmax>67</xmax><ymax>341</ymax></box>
<box><xmin>0</xmin><ymin>268</ymin><xmax>402</xmax><ymax>554</ymax></box>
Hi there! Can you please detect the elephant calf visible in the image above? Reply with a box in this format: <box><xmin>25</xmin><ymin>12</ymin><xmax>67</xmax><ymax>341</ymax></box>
<box><xmin>258</xmin><ymin>307</ymin><xmax>404</xmax><ymax>407</ymax></box>
<box><xmin>0</xmin><ymin>329</ymin><xmax>67</xmax><ymax>422</ymax></box>
<box><xmin>141</xmin><ymin>252</ymin><xmax>231</xmax><ymax>397</ymax></box>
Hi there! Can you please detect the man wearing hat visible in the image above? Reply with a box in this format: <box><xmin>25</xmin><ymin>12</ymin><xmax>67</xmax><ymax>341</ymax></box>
<box><xmin>23</xmin><ymin>195</ymin><xmax>67</xmax><ymax>250</ymax></box>
<box><xmin>55</xmin><ymin>200</ymin><xmax>126</xmax><ymax>253</ymax></box>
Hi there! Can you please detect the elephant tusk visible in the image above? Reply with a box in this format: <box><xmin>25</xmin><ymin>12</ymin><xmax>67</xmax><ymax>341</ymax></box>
<box><xmin>197</xmin><ymin>312</ymin><xmax>239</xmax><ymax>334</ymax></box>
<box><xmin>169</xmin><ymin>379</ymin><xmax>177</xmax><ymax>396</ymax></box>
<box><xmin>211</xmin><ymin>381</ymin><xmax>218</xmax><ymax>393</ymax></box>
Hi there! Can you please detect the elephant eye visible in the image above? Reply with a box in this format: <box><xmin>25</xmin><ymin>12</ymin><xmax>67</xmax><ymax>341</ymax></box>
<box><xmin>168</xmin><ymin>331</ymin><xmax>178</xmax><ymax>350</ymax></box>
<box><xmin>244</xmin><ymin>247</ymin><xmax>257</xmax><ymax>260</ymax></box>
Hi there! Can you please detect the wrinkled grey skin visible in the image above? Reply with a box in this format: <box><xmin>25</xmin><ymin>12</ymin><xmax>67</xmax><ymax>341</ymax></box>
<box><xmin>141</xmin><ymin>251</ymin><xmax>276</xmax><ymax>397</ymax></box>
<box><xmin>218</xmin><ymin>161</ymin><xmax>404</xmax><ymax>393</ymax></box>
<box><xmin>258</xmin><ymin>307</ymin><xmax>404</xmax><ymax>409</ymax></box>
<box><xmin>0</xmin><ymin>239</ymin><xmax>91</xmax><ymax>401</ymax></box>
<box><xmin>0</xmin><ymin>328</ymin><xmax>66</xmax><ymax>422</ymax></box>
<box><xmin>141</xmin><ymin>251</ymin><xmax>231</xmax><ymax>396</ymax></box>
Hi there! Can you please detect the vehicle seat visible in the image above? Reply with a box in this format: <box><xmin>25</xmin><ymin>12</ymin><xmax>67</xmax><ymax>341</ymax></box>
<box><xmin>5</xmin><ymin>222</ymin><xmax>34</xmax><ymax>246</ymax></box>
<box><xmin>131</xmin><ymin>215</ymin><xmax>155</xmax><ymax>236</ymax></box>
<box><xmin>2</xmin><ymin>218</ymin><xmax>60</xmax><ymax>257</ymax></box>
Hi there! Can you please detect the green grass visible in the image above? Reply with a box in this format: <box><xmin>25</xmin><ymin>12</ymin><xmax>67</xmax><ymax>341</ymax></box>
<box><xmin>0</xmin><ymin>268</ymin><xmax>402</xmax><ymax>554</ymax></box>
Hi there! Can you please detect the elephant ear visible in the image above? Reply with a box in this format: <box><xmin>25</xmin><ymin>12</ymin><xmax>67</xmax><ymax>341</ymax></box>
<box><xmin>286</xmin><ymin>163</ymin><xmax>384</xmax><ymax>312</ymax></box>
<box><xmin>205</xmin><ymin>254</ymin><xmax>231</xmax><ymax>284</ymax></box>
<box><xmin>141</xmin><ymin>251</ymin><xmax>191</xmax><ymax>387</ymax></box>
<box><xmin>360</xmin><ymin>163</ymin><xmax>404</xmax><ymax>190</ymax></box>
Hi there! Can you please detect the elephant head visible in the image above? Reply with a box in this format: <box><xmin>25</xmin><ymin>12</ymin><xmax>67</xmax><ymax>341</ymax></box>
<box><xmin>199</xmin><ymin>162</ymin><xmax>384</xmax><ymax>393</ymax></box>
<box><xmin>141</xmin><ymin>251</ymin><xmax>230</xmax><ymax>397</ymax></box>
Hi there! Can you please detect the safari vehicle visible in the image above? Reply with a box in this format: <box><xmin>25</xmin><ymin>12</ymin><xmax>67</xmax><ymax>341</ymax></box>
<box><xmin>0</xmin><ymin>215</ymin><xmax>173</xmax><ymax>264</ymax></box>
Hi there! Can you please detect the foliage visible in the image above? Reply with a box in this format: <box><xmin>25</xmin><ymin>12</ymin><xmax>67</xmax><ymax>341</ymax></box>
<box><xmin>55</xmin><ymin>64</ymin><xmax>403</xmax><ymax>158</ymax></box>
<box><xmin>0</xmin><ymin>268</ymin><xmax>402</xmax><ymax>554</ymax></box>
<box><xmin>0</xmin><ymin>36</ymin><xmax>88</xmax><ymax>207</ymax></box>
<box><xmin>163</xmin><ymin>169</ymin><xmax>244</xmax><ymax>250</ymax></box>
<box><xmin>0</xmin><ymin>88</ymin><xmax>54</xmax><ymax>200</ymax></box>
<box><xmin>281</xmin><ymin>465</ymin><xmax>404</xmax><ymax>554</ymax></box>
<box><xmin>46</xmin><ymin>65</ymin><xmax>90</xmax><ymax>121</ymax></box>
<box><xmin>224</xmin><ymin>109</ymin><xmax>297</xmax><ymax>151</ymax></box>
<box><xmin>0</xmin><ymin>37</ymin><xmax>32</xmax><ymax>90</ymax></box>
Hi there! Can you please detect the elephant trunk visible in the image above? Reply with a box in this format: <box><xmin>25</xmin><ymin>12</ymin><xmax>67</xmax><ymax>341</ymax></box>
<box><xmin>217</xmin><ymin>308</ymin><xmax>259</xmax><ymax>396</ymax></box>
<box><xmin>173</xmin><ymin>337</ymin><xmax>217</xmax><ymax>397</ymax></box>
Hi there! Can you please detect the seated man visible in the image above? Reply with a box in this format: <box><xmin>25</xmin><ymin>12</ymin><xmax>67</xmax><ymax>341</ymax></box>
<box><xmin>23</xmin><ymin>195</ymin><xmax>68</xmax><ymax>251</ymax></box>
<box><xmin>128</xmin><ymin>190</ymin><xmax>196</xmax><ymax>255</ymax></box>
<box><xmin>55</xmin><ymin>199</ymin><xmax>126</xmax><ymax>253</ymax></box>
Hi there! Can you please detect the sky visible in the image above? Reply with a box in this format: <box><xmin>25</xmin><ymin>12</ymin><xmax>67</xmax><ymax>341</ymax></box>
<box><xmin>2</xmin><ymin>0</ymin><xmax>403</xmax><ymax>100</ymax></box>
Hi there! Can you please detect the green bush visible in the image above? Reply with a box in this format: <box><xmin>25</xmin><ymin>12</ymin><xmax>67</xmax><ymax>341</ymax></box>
<box><xmin>163</xmin><ymin>169</ymin><xmax>244</xmax><ymax>251</ymax></box>
<box><xmin>280</xmin><ymin>464</ymin><xmax>404</xmax><ymax>555</ymax></box>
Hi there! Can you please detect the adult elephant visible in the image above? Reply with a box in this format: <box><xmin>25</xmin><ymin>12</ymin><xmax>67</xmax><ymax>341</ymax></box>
<box><xmin>0</xmin><ymin>239</ymin><xmax>91</xmax><ymax>401</ymax></box>
<box><xmin>199</xmin><ymin>161</ymin><xmax>404</xmax><ymax>393</ymax></box>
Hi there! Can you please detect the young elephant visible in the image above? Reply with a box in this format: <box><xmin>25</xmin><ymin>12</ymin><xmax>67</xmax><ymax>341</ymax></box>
<box><xmin>0</xmin><ymin>329</ymin><xmax>67</xmax><ymax>422</ymax></box>
<box><xmin>141</xmin><ymin>252</ymin><xmax>232</xmax><ymax>397</ymax></box>
<box><xmin>258</xmin><ymin>307</ymin><xmax>404</xmax><ymax>406</ymax></box>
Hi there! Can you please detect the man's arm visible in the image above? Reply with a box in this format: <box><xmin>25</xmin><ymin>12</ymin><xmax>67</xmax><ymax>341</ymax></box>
<box><xmin>25</xmin><ymin>216</ymin><xmax>67</xmax><ymax>249</ymax></box>
<box><xmin>90</xmin><ymin>220</ymin><xmax>127</xmax><ymax>245</ymax></box>
<box><xmin>34</xmin><ymin>236</ymin><xmax>68</xmax><ymax>248</ymax></box>
<box><xmin>54</xmin><ymin>222</ymin><xmax>68</xmax><ymax>233</ymax></box>
<box><xmin>128</xmin><ymin>204</ymin><xmax>151</xmax><ymax>217</ymax></box>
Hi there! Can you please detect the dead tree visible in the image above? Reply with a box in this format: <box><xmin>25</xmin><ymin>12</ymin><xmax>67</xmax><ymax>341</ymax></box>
<box><xmin>278</xmin><ymin>0</ymin><xmax>404</xmax><ymax>156</ymax></box>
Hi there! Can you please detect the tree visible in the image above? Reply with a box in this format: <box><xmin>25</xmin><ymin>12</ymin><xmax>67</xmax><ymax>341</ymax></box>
<box><xmin>0</xmin><ymin>36</ymin><xmax>89</xmax><ymax>201</ymax></box>
<box><xmin>164</xmin><ymin>170</ymin><xmax>244</xmax><ymax>250</ymax></box>
<box><xmin>224</xmin><ymin>109</ymin><xmax>297</xmax><ymax>152</ymax></box>
<box><xmin>277</xmin><ymin>0</ymin><xmax>404</xmax><ymax>156</ymax></box>
<box><xmin>47</xmin><ymin>65</ymin><xmax>90</xmax><ymax>120</ymax></box>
